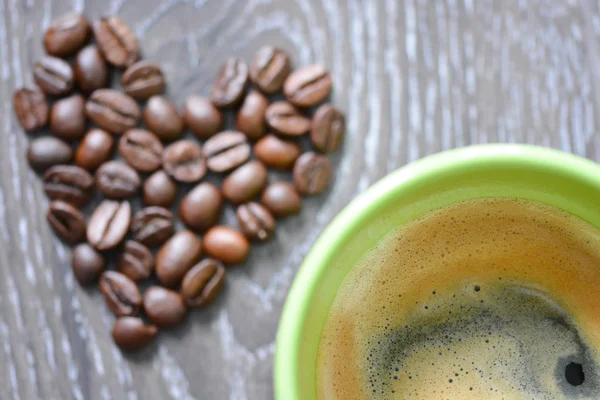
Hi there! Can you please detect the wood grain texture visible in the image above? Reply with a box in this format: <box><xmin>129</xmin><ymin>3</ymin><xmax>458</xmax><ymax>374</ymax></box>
<box><xmin>1</xmin><ymin>0</ymin><xmax>600</xmax><ymax>399</ymax></box>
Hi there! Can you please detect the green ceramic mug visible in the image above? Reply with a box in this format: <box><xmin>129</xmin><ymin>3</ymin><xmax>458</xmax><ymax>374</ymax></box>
<box><xmin>274</xmin><ymin>144</ymin><xmax>600</xmax><ymax>400</ymax></box>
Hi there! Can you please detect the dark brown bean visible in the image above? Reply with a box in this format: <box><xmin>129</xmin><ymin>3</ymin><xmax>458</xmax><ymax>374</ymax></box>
<box><xmin>33</xmin><ymin>56</ymin><xmax>74</xmax><ymax>96</ymax></box>
<box><xmin>73</xmin><ymin>45</ymin><xmax>109</xmax><ymax>93</ymax></box>
<box><xmin>75</xmin><ymin>129</ymin><xmax>114</xmax><ymax>171</ymax></box>
<box><xmin>112</xmin><ymin>317</ymin><xmax>157</xmax><ymax>351</ymax></box>
<box><xmin>265</xmin><ymin>101</ymin><xmax>310</xmax><ymax>136</ymax></box>
<box><xmin>43</xmin><ymin>165</ymin><xmax>94</xmax><ymax>207</ymax></box>
<box><xmin>222</xmin><ymin>161</ymin><xmax>267</xmax><ymax>204</ymax></box>
<box><xmin>143</xmin><ymin>96</ymin><xmax>184</xmax><ymax>141</ymax></box>
<box><xmin>236</xmin><ymin>202</ymin><xmax>275</xmax><ymax>241</ymax></box>
<box><xmin>236</xmin><ymin>90</ymin><xmax>268</xmax><ymax>141</ymax></box>
<box><xmin>118</xmin><ymin>240</ymin><xmax>154</xmax><ymax>281</ymax></box>
<box><xmin>95</xmin><ymin>161</ymin><xmax>141</xmax><ymax>199</ymax></box>
<box><xmin>293</xmin><ymin>152</ymin><xmax>332</xmax><ymax>195</ymax></box>
<box><xmin>119</xmin><ymin>129</ymin><xmax>163</xmax><ymax>173</ymax></box>
<box><xmin>181</xmin><ymin>259</ymin><xmax>225</xmax><ymax>307</ymax></box>
<box><xmin>143</xmin><ymin>286</ymin><xmax>187</xmax><ymax>328</ymax></box>
<box><xmin>249</xmin><ymin>46</ymin><xmax>291</xmax><ymax>94</ymax></box>
<box><xmin>44</xmin><ymin>13</ymin><xmax>90</xmax><ymax>57</ymax></box>
<box><xmin>99</xmin><ymin>271</ymin><xmax>142</xmax><ymax>317</ymax></box>
<box><xmin>121</xmin><ymin>61</ymin><xmax>165</xmax><ymax>99</ymax></box>
<box><xmin>143</xmin><ymin>170</ymin><xmax>177</xmax><ymax>208</ymax></box>
<box><xmin>50</xmin><ymin>94</ymin><xmax>86</xmax><ymax>141</ymax></box>
<box><xmin>183</xmin><ymin>96</ymin><xmax>222</xmax><ymax>140</ymax></box>
<box><xmin>203</xmin><ymin>226</ymin><xmax>250</xmax><ymax>265</ymax></box>
<box><xmin>211</xmin><ymin>57</ymin><xmax>248</xmax><ymax>107</ymax></box>
<box><xmin>162</xmin><ymin>140</ymin><xmax>206</xmax><ymax>183</ymax></box>
<box><xmin>85</xmin><ymin>89</ymin><xmax>141</xmax><ymax>134</ymax></box>
<box><xmin>283</xmin><ymin>64</ymin><xmax>332</xmax><ymax>107</ymax></box>
<box><xmin>261</xmin><ymin>182</ymin><xmax>302</xmax><ymax>218</ymax></box>
<box><xmin>27</xmin><ymin>136</ymin><xmax>73</xmax><ymax>172</ymax></box>
<box><xmin>46</xmin><ymin>200</ymin><xmax>86</xmax><ymax>243</ymax></box>
<box><xmin>254</xmin><ymin>134</ymin><xmax>301</xmax><ymax>170</ymax></box>
<box><xmin>13</xmin><ymin>87</ymin><xmax>48</xmax><ymax>131</ymax></box>
<box><xmin>310</xmin><ymin>104</ymin><xmax>345</xmax><ymax>153</ymax></box>
<box><xmin>87</xmin><ymin>200</ymin><xmax>131</xmax><ymax>251</ymax></box>
<box><xmin>155</xmin><ymin>230</ymin><xmax>203</xmax><ymax>287</ymax></box>
<box><xmin>179</xmin><ymin>182</ymin><xmax>222</xmax><ymax>232</ymax></box>
<box><xmin>93</xmin><ymin>16</ymin><xmax>140</xmax><ymax>68</ymax></box>
<box><xmin>203</xmin><ymin>131</ymin><xmax>250</xmax><ymax>173</ymax></box>
<box><xmin>130</xmin><ymin>206</ymin><xmax>175</xmax><ymax>247</ymax></box>
<box><xmin>72</xmin><ymin>243</ymin><xmax>105</xmax><ymax>285</ymax></box>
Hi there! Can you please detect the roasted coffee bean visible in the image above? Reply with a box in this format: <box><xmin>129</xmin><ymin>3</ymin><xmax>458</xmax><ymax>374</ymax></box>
<box><xmin>310</xmin><ymin>104</ymin><xmax>345</xmax><ymax>153</ymax></box>
<box><xmin>33</xmin><ymin>56</ymin><xmax>74</xmax><ymax>96</ymax></box>
<box><xmin>75</xmin><ymin>129</ymin><xmax>114</xmax><ymax>171</ymax></box>
<box><xmin>254</xmin><ymin>134</ymin><xmax>301</xmax><ymax>170</ymax></box>
<box><xmin>261</xmin><ymin>182</ymin><xmax>302</xmax><ymax>218</ymax></box>
<box><xmin>112</xmin><ymin>317</ymin><xmax>157</xmax><ymax>351</ymax></box>
<box><xmin>203</xmin><ymin>226</ymin><xmax>250</xmax><ymax>265</ymax></box>
<box><xmin>236</xmin><ymin>90</ymin><xmax>268</xmax><ymax>141</ymax></box>
<box><xmin>236</xmin><ymin>202</ymin><xmax>275</xmax><ymax>241</ymax></box>
<box><xmin>293</xmin><ymin>152</ymin><xmax>332</xmax><ymax>195</ymax></box>
<box><xmin>87</xmin><ymin>200</ymin><xmax>131</xmax><ymax>251</ymax></box>
<box><xmin>46</xmin><ymin>200</ymin><xmax>86</xmax><ymax>243</ymax></box>
<box><xmin>43</xmin><ymin>165</ymin><xmax>94</xmax><ymax>207</ymax></box>
<box><xmin>265</xmin><ymin>101</ymin><xmax>310</xmax><ymax>136</ymax></box>
<box><xmin>44</xmin><ymin>13</ymin><xmax>90</xmax><ymax>57</ymax></box>
<box><xmin>99</xmin><ymin>271</ymin><xmax>142</xmax><ymax>317</ymax></box>
<box><xmin>27</xmin><ymin>136</ymin><xmax>73</xmax><ymax>171</ymax></box>
<box><xmin>249</xmin><ymin>46</ymin><xmax>291</xmax><ymax>94</ymax></box>
<box><xmin>203</xmin><ymin>131</ymin><xmax>250</xmax><ymax>173</ymax></box>
<box><xmin>143</xmin><ymin>286</ymin><xmax>187</xmax><ymax>328</ymax></box>
<box><xmin>72</xmin><ymin>243</ymin><xmax>105</xmax><ymax>285</ymax></box>
<box><xmin>13</xmin><ymin>87</ymin><xmax>48</xmax><ymax>131</ymax></box>
<box><xmin>143</xmin><ymin>170</ymin><xmax>177</xmax><ymax>208</ymax></box>
<box><xmin>50</xmin><ymin>94</ymin><xmax>86</xmax><ymax>141</ymax></box>
<box><xmin>181</xmin><ymin>259</ymin><xmax>225</xmax><ymax>307</ymax></box>
<box><xmin>86</xmin><ymin>89</ymin><xmax>140</xmax><ymax>134</ymax></box>
<box><xmin>283</xmin><ymin>64</ymin><xmax>332</xmax><ymax>107</ymax></box>
<box><xmin>179</xmin><ymin>182</ymin><xmax>222</xmax><ymax>232</ymax></box>
<box><xmin>162</xmin><ymin>140</ymin><xmax>206</xmax><ymax>183</ymax></box>
<box><xmin>183</xmin><ymin>96</ymin><xmax>222</xmax><ymax>140</ymax></box>
<box><xmin>143</xmin><ymin>96</ymin><xmax>184</xmax><ymax>141</ymax></box>
<box><xmin>93</xmin><ymin>16</ymin><xmax>139</xmax><ymax>68</ymax></box>
<box><xmin>73</xmin><ymin>45</ymin><xmax>109</xmax><ymax>93</ymax></box>
<box><xmin>119</xmin><ymin>129</ymin><xmax>163</xmax><ymax>173</ymax></box>
<box><xmin>122</xmin><ymin>61</ymin><xmax>165</xmax><ymax>99</ymax></box>
<box><xmin>130</xmin><ymin>206</ymin><xmax>175</xmax><ymax>247</ymax></box>
<box><xmin>155</xmin><ymin>230</ymin><xmax>203</xmax><ymax>287</ymax></box>
<box><xmin>211</xmin><ymin>57</ymin><xmax>248</xmax><ymax>107</ymax></box>
<box><xmin>118</xmin><ymin>240</ymin><xmax>154</xmax><ymax>281</ymax></box>
<box><xmin>222</xmin><ymin>161</ymin><xmax>267</xmax><ymax>204</ymax></box>
<box><xmin>95</xmin><ymin>161</ymin><xmax>141</xmax><ymax>199</ymax></box>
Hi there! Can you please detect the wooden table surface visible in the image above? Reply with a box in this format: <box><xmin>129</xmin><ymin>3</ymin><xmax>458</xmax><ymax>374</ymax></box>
<box><xmin>2</xmin><ymin>0</ymin><xmax>600</xmax><ymax>399</ymax></box>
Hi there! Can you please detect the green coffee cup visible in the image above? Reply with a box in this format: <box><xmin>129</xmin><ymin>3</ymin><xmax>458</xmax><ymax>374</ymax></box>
<box><xmin>274</xmin><ymin>144</ymin><xmax>600</xmax><ymax>400</ymax></box>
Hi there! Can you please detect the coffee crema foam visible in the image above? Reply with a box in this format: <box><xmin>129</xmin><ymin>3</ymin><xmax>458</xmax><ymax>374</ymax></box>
<box><xmin>316</xmin><ymin>199</ymin><xmax>600</xmax><ymax>399</ymax></box>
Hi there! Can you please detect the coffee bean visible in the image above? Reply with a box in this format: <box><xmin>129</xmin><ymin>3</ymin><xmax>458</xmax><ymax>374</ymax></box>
<box><xmin>155</xmin><ymin>230</ymin><xmax>203</xmax><ymax>287</ymax></box>
<box><xmin>293</xmin><ymin>152</ymin><xmax>332</xmax><ymax>195</ymax></box>
<box><xmin>311</xmin><ymin>104</ymin><xmax>345</xmax><ymax>153</ymax></box>
<box><xmin>236</xmin><ymin>202</ymin><xmax>275</xmax><ymax>241</ymax></box>
<box><xmin>162</xmin><ymin>140</ymin><xmax>206</xmax><ymax>183</ymax></box>
<box><xmin>235</xmin><ymin>90</ymin><xmax>268</xmax><ymax>141</ymax></box>
<box><xmin>143</xmin><ymin>286</ymin><xmax>187</xmax><ymax>328</ymax></box>
<box><xmin>27</xmin><ymin>136</ymin><xmax>73</xmax><ymax>172</ymax></box>
<box><xmin>265</xmin><ymin>101</ymin><xmax>310</xmax><ymax>136</ymax></box>
<box><xmin>75</xmin><ymin>129</ymin><xmax>114</xmax><ymax>171</ymax></box>
<box><xmin>211</xmin><ymin>57</ymin><xmax>248</xmax><ymax>107</ymax></box>
<box><xmin>143</xmin><ymin>170</ymin><xmax>177</xmax><ymax>208</ymax></box>
<box><xmin>99</xmin><ymin>271</ymin><xmax>142</xmax><ymax>317</ymax></box>
<box><xmin>13</xmin><ymin>87</ymin><xmax>48</xmax><ymax>131</ymax></box>
<box><xmin>179</xmin><ymin>182</ymin><xmax>222</xmax><ymax>232</ymax></box>
<box><xmin>130</xmin><ymin>206</ymin><xmax>175</xmax><ymax>247</ymax></box>
<box><xmin>143</xmin><ymin>96</ymin><xmax>184</xmax><ymax>141</ymax></box>
<box><xmin>261</xmin><ymin>182</ymin><xmax>302</xmax><ymax>218</ymax></box>
<box><xmin>43</xmin><ymin>165</ymin><xmax>94</xmax><ymax>207</ymax></box>
<box><xmin>249</xmin><ymin>46</ymin><xmax>291</xmax><ymax>94</ymax></box>
<box><xmin>254</xmin><ymin>134</ymin><xmax>301</xmax><ymax>170</ymax></box>
<box><xmin>95</xmin><ymin>161</ymin><xmax>141</xmax><ymax>199</ymax></box>
<box><xmin>50</xmin><ymin>94</ymin><xmax>86</xmax><ymax>141</ymax></box>
<box><xmin>118</xmin><ymin>240</ymin><xmax>154</xmax><ymax>281</ymax></box>
<box><xmin>203</xmin><ymin>226</ymin><xmax>250</xmax><ymax>265</ymax></box>
<box><xmin>122</xmin><ymin>61</ymin><xmax>165</xmax><ymax>99</ymax></box>
<box><xmin>112</xmin><ymin>317</ymin><xmax>157</xmax><ymax>351</ymax></box>
<box><xmin>44</xmin><ymin>13</ymin><xmax>90</xmax><ymax>57</ymax></box>
<box><xmin>183</xmin><ymin>95</ymin><xmax>222</xmax><ymax>139</ymax></box>
<box><xmin>119</xmin><ymin>129</ymin><xmax>163</xmax><ymax>173</ymax></box>
<box><xmin>203</xmin><ymin>131</ymin><xmax>250</xmax><ymax>173</ymax></box>
<box><xmin>46</xmin><ymin>200</ymin><xmax>86</xmax><ymax>243</ymax></box>
<box><xmin>222</xmin><ymin>161</ymin><xmax>267</xmax><ymax>204</ymax></box>
<box><xmin>86</xmin><ymin>89</ymin><xmax>141</xmax><ymax>134</ymax></box>
<box><xmin>72</xmin><ymin>243</ymin><xmax>105</xmax><ymax>285</ymax></box>
<box><xmin>33</xmin><ymin>56</ymin><xmax>74</xmax><ymax>96</ymax></box>
<box><xmin>87</xmin><ymin>200</ymin><xmax>131</xmax><ymax>251</ymax></box>
<box><xmin>73</xmin><ymin>45</ymin><xmax>109</xmax><ymax>93</ymax></box>
<box><xmin>93</xmin><ymin>16</ymin><xmax>140</xmax><ymax>68</ymax></box>
<box><xmin>283</xmin><ymin>64</ymin><xmax>332</xmax><ymax>108</ymax></box>
<box><xmin>181</xmin><ymin>259</ymin><xmax>225</xmax><ymax>307</ymax></box>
